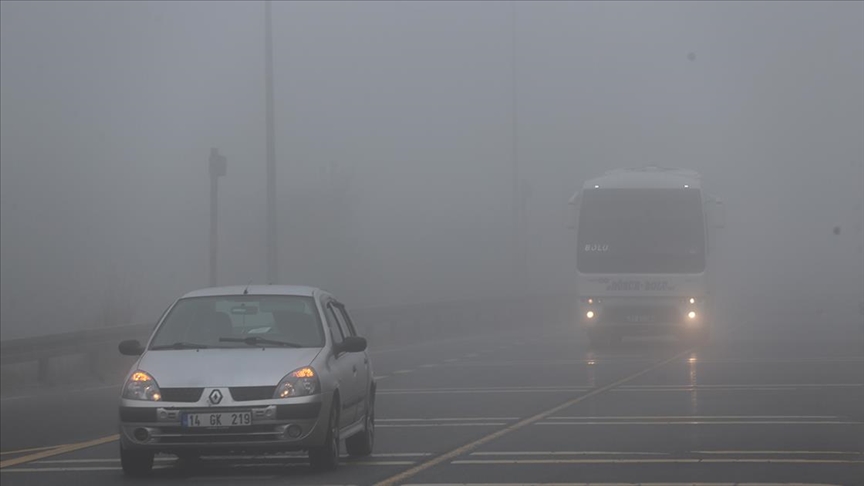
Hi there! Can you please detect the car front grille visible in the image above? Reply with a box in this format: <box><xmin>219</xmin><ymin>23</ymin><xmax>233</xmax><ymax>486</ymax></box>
<box><xmin>230</xmin><ymin>386</ymin><xmax>276</xmax><ymax>401</ymax></box>
<box><xmin>160</xmin><ymin>388</ymin><xmax>204</xmax><ymax>402</ymax></box>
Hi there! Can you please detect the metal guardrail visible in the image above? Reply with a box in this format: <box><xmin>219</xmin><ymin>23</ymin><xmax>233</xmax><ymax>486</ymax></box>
<box><xmin>0</xmin><ymin>294</ymin><xmax>573</xmax><ymax>386</ymax></box>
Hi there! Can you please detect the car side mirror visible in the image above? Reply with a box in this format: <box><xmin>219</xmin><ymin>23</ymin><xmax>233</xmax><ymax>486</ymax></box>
<box><xmin>119</xmin><ymin>339</ymin><xmax>144</xmax><ymax>356</ymax></box>
<box><xmin>336</xmin><ymin>336</ymin><xmax>367</xmax><ymax>354</ymax></box>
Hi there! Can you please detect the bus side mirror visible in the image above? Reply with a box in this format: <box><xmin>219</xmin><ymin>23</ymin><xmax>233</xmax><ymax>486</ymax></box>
<box><xmin>712</xmin><ymin>201</ymin><xmax>726</xmax><ymax>228</ymax></box>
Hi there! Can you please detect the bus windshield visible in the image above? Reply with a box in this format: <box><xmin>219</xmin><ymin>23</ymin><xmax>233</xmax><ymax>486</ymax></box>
<box><xmin>576</xmin><ymin>188</ymin><xmax>706</xmax><ymax>274</ymax></box>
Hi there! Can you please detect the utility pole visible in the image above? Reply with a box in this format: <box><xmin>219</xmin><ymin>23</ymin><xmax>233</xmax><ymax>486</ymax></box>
<box><xmin>265</xmin><ymin>0</ymin><xmax>278</xmax><ymax>284</ymax></box>
<box><xmin>510</xmin><ymin>2</ymin><xmax>527</xmax><ymax>298</ymax></box>
<box><xmin>209</xmin><ymin>148</ymin><xmax>227</xmax><ymax>287</ymax></box>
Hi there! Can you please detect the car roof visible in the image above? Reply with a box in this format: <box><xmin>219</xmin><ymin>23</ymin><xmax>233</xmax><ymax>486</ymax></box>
<box><xmin>180</xmin><ymin>285</ymin><xmax>324</xmax><ymax>299</ymax></box>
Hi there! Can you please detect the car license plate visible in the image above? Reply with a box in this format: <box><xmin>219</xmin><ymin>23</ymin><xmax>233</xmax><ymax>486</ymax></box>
<box><xmin>181</xmin><ymin>411</ymin><xmax>252</xmax><ymax>428</ymax></box>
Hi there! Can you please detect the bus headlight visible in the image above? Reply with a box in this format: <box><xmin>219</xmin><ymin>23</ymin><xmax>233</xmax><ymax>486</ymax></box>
<box><xmin>687</xmin><ymin>311</ymin><xmax>697</xmax><ymax>319</ymax></box>
<box><xmin>586</xmin><ymin>311</ymin><xmax>595</xmax><ymax>319</ymax></box>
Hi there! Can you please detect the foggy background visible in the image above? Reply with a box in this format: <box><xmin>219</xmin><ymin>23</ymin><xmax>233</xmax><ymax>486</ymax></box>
<box><xmin>1</xmin><ymin>1</ymin><xmax>862</xmax><ymax>340</ymax></box>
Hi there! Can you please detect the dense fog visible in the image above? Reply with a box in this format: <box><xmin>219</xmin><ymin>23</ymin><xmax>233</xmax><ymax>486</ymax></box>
<box><xmin>1</xmin><ymin>1</ymin><xmax>862</xmax><ymax>339</ymax></box>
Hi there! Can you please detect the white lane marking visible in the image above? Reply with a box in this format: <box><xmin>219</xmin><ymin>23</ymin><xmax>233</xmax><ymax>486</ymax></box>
<box><xmin>470</xmin><ymin>451</ymin><xmax>669</xmax><ymax>456</ymax></box>
<box><xmin>378</xmin><ymin>418</ymin><xmax>519</xmax><ymax>422</ymax></box>
<box><xmin>393</xmin><ymin>369</ymin><xmax>415</xmax><ymax>374</ymax></box>
<box><xmin>611</xmin><ymin>384</ymin><xmax>864</xmax><ymax>392</ymax></box>
<box><xmin>0</xmin><ymin>384</ymin><xmax>121</xmax><ymax>402</ymax></box>
<box><xmin>378</xmin><ymin>423</ymin><xmax>508</xmax><ymax>428</ymax></box>
<box><xmin>693</xmin><ymin>450</ymin><xmax>864</xmax><ymax>455</ymax></box>
<box><xmin>378</xmin><ymin>386</ymin><xmax>588</xmax><ymax>395</ymax></box>
<box><xmin>1</xmin><ymin>461</ymin><xmax>413</xmax><ymax>473</ymax></box>
<box><xmin>444</xmin><ymin>358</ymin><xmax>460</xmax><ymax>363</ymax></box>
<box><xmin>451</xmin><ymin>458</ymin><xmax>864</xmax><ymax>464</ymax></box>
<box><xmin>464</xmin><ymin>354</ymin><xmax>480</xmax><ymax>358</ymax></box>
<box><xmin>435</xmin><ymin>360</ymin><xmax>654</xmax><ymax>367</ymax></box>
<box><xmin>186</xmin><ymin>476</ymin><xmax>278</xmax><ymax>481</ymax></box>
<box><xmin>375</xmin><ymin>375</ymin><xmax>390</xmax><ymax>380</ymax></box>
<box><xmin>35</xmin><ymin>459</ymin><xmax>174</xmax><ymax>464</ymax></box>
<box><xmin>419</xmin><ymin>364</ymin><xmax>439</xmax><ymax>368</ymax></box>
<box><xmin>684</xmin><ymin>357</ymin><xmax>864</xmax><ymax>363</ymax></box>
<box><xmin>535</xmin><ymin>421</ymin><xmax>864</xmax><ymax>426</ymax></box>
<box><xmin>405</xmin><ymin>483</ymin><xmax>846</xmax><ymax>486</ymax></box>
<box><xmin>0</xmin><ymin>465</ymin><xmax>171</xmax><ymax>472</ymax></box>
<box><xmin>547</xmin><ymin>416</ymin><xmax>841</xmax><ymax>420</ymax></box>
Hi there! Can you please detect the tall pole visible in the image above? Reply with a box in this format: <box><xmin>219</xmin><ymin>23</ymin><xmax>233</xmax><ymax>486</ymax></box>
<box><xmin>510</xmin><ymin>1</ymin><xmax>525</xmax><ymax>297</ymax></box>
<box><xmin>209</xmin><ymin>148</ymin><xmax>227</xmax><ymax>287</ymax></box>
<box><xmin>265</xmin><ymin>0</ymin><xmax>278</xmax><ymax>284</ymax></box>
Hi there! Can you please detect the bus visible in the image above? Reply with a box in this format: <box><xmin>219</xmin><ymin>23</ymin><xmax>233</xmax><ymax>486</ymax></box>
<box><xmin>568</xmin><ymin>167</ymin><xmax>724</xmax><ymax>346</ymax></box>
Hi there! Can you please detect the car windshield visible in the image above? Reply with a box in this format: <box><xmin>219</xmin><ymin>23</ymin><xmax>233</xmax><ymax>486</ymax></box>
<box><xmin>149</xmin><ymin>295</ymin><xmax>324</xmax><ymax>349</ymax></box>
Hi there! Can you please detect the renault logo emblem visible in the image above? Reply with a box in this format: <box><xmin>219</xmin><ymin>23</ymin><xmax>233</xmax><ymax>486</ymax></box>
<box><xmin>209</xmin><ymin>389</ymin><xmax>223</xmax><ymax>405</ymax></box>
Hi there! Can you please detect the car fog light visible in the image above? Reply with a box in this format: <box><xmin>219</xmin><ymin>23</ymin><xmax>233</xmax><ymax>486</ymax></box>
<box><xmin>133</xmin><ymin>428</ymin><xmax>150</xmax><ymax>442</ymax></box>
<box><xmin>286</xmin><ymin>425</ymin><xmax>302</xmax><ymax>438</ymax></box>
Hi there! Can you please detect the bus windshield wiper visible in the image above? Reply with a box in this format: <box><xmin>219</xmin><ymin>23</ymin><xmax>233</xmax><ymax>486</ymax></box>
<box><xmin>150</xmin><ymin>341</ymin><xmax>210</xmax><ymax>350</ymax></box>
<box><xmin>219</xmin><ymin>336</ymin><xmax>303</xmax><ymax>348</ymax></box>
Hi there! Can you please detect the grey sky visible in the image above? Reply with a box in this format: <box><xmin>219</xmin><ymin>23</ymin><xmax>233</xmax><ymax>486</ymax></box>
<box><xmin>2</xmin><ymin>1</ymin><xmax>862</xmax><ymax>339</ymax></box>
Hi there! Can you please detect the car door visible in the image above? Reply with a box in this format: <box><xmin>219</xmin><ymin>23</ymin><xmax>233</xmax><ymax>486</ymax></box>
<box><xmin>323</xmin><ymin>300</ymin><xmax>359</xmax><ymax>427</ymax></box>
<box><xmin>333</xmin><ymin>302</ymin><xmax>371</xmax><ymax>422</ymax></box>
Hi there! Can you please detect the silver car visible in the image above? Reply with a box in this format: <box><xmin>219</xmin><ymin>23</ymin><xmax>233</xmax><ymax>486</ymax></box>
<box><xmin>117</xmin><ymin>285</ymin><xmax>375</xmax><ymax>476</ymax></box>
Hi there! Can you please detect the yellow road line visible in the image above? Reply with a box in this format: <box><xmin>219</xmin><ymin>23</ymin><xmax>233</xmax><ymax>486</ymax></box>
<box><xmin>0</xmin><ymin>434</ymin><xmax>118</xmax><ymax>469</ymax></box>
<box><xmin>0</xmin><ymin>445</ymin><xmax>61</xmax><ymax>456</ymax></box>
<box><xmin>372</xmin><ymin>347</ymin><xmax>695</xmax><ymax>486</ymax></box>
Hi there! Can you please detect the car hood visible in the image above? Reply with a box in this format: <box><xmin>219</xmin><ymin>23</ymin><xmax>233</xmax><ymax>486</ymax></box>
<box><xmin>137</xmin><ymin>347</ymin><xmax>323</xmax><ymax>387</ymax></box>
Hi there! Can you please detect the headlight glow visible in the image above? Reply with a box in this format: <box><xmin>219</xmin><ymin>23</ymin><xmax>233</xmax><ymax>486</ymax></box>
<box><xmin>274</xmin><ymin>367</ymin><xmax>320</xmax><ymax>399</ymax></box>
<box><xmin>123</xmin><ymin>370</ymin><xmax>162</xmax><ymax>401</ymax></box>
<box><xmin>689</xmin><ymin>298</ymin><xmax>696</xmax><ymax>304</ymax></box>
<box><xmin>586</xmin><ymin>311</ymin><xmax>595</xmax><ymax>319</ymax></box>
<box><xmin>688</xmin><ymin>311</ymin><xmax>697</xmax><ymax>319</ymax></box>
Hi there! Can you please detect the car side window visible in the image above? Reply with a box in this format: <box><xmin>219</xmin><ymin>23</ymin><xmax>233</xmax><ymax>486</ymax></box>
<box><xmin>334</xmin><ymin>303</ymin><xmax>357</xmax><ymax>337</ymax></box>
<box><xmin>324</xmin><ymin>302</ymin><xmax>344</xmax><ymax>345</ymax></box>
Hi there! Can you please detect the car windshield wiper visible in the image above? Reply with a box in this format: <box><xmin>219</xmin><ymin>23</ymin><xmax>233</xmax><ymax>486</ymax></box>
<box><xmin>150</xmin><ymin>341</ymin><xmax>210</xmax><ymax>350</ymax></box>
<box><xmin>219</xmin><ymin>336</ymin><xmax>303</xmax><ymax>348</ymax></box>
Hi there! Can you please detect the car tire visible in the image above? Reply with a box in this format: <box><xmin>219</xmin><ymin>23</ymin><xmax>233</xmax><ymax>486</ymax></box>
<box><xmin>309</xmin><ymin>399</ymin><xmax>340</xmax><ymax>471</ymax></box>
<box><xmin>120</xmin><ymin>445</ymin><xmax>154</xmax><ymax>477</ymax></box>
<box><xmin>346</xmin><ymin>394</ymin><xmax>374</xmax><ymax>457</ymax></box>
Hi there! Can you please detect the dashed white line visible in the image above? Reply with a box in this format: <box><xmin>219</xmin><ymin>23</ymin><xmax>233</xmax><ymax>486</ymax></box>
<box><xmin>378</xmin><ymin>418</ymin><xmax>519</xmax><ymax>422</ymax></box>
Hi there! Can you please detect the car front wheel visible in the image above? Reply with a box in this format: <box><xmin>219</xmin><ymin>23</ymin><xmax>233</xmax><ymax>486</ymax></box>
<box><xmin>346</xmin><ymin>397</ymin><xmax>374</xmax><ymax>456</ymax></box>
<box><xmin>120</xmin><ymin>445</ymin><xmax>154</xmax><ymax>477</ymax></box>
<box><xmin>309</xmin><ymin>399</ymin><xmax>340</xmax><ymax>471</ymax></box>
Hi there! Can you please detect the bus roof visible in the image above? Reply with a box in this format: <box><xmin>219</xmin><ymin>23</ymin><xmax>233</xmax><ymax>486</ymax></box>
<box><xmin>582</xmin><ymin>167</ymin><xmax>702</xmax><ymax>190</ymax></box>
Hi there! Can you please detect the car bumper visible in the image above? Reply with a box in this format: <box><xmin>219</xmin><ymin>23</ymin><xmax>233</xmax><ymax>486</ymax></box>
<box><xmin>119</xmin><ymin>394</ymin><xmax>330</xmax><ymax>453</ymax></box>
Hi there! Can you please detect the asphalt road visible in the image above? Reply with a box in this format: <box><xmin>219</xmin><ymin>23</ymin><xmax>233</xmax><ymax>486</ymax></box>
<box><xmin>1</xmin><ymin>327</ymin><xmax>862</xmax><ymax>486</ymax></box>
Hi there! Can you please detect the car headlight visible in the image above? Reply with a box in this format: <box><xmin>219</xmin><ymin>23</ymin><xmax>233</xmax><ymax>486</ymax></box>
<box><xmin>123</xmin><ymin>370</ymin><xmax>162</xmax><ymax>401</ymax></box>
<box><xmin>274</xmin><ymin>367</ymin><xmax>320</xmax><ymax>398</ymax></box>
